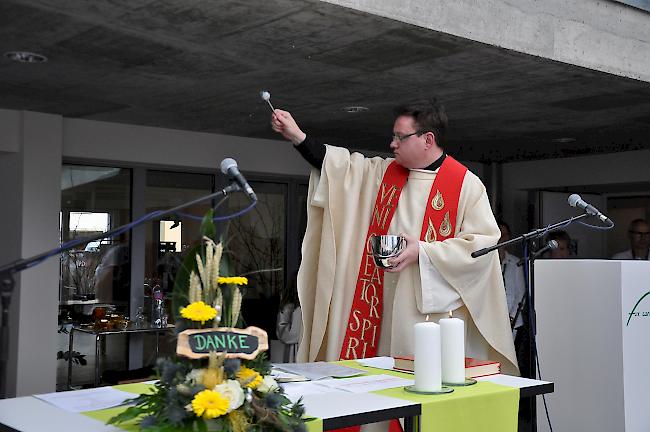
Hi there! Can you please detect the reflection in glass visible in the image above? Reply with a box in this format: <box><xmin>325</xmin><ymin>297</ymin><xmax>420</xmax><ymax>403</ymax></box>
<box><xmin>58</xmin><ymin>165</ymin><xmax>131</xmax><ymax>390</ymax></box>
<box><xmin>224</xmin><ymin>182</ymin><xmax>287</xmax><ymax>342</ymax></box>
<box><xmin>143</xmin><ymin>170</ymin><xmax>213</xmax><ymax>362</ymax></box>
<box><xmin>145</xmin><ymin>170</ymin><xmax>213</xmax><ymax>297</ymax></box>
<box><xmin>59</xmin><ymin>166</ymin><xmax>131</xmax><ymax>305</ymax></box>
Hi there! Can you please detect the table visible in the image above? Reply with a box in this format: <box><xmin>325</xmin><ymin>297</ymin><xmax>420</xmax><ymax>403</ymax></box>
<box><xmin>0</xmin><ymin>387</ymin><xmax>420</xmax><ymax>432</ymax></box>
<box><xmin>67</xmin><ymin>324</ymin><xmax>174</xmax><ymax>389</ymax></box>
<box><xmin>300</xmin><ymin>392</ymin><xmax>420</xmax><ymax>431</ymax></box>
<box><xmin>1</xmin><ymin>372</ymin><xmax>553</xmax><ymax>432</ymax></box>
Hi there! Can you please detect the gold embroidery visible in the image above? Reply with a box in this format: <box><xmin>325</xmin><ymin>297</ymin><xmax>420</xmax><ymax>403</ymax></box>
<box><xmin>431</xmin><ymin>189</ymin><xmax>444</xmax><ymax>211</ymax></box>
<box><xmin>439</xmin><ymin>212</ymin><xmax>452</xmax><ymax>237</ymax></box>
<box><xmin>425</xmin><ymin>219</ymin><xmax>437</xmax><ymax>243</ymax></box>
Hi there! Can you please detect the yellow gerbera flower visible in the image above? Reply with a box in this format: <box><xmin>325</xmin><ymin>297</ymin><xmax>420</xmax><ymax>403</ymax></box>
<box><xmin>236</xmin><ymin>366</ymin><xmax>262</xmax><ymax>389</ymax></box>
<box><xmin>191</xmin><ymin>389</ymin><xmax>229</xmax><ymax>419</ymax></box>
<box><xmin>180</xmin><ymin>301</ymin><xmax>217</xmax><ymax>324</ymax></box>
<box><xmin>217</xmin><ymin>276</ymin><xmax>248</xmax><ymax>286</ymax></box>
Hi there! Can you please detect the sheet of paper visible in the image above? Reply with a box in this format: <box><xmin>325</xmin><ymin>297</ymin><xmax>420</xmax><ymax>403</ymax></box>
<box><xmin>476</xmin><ymin>374</ymin><xmax>551</xmax><ymax>388</ymax></box>
<box><xmin>273</xmin><ymin>362</ymin><xmax>365</xmax><ymax>380</ymax></box>
<box><xmin>355</xmin><ymin>356</ymin><xmax>395</xmax><ymax>370</ymax></box>
<box><xmin>280</xmin><ymin>382</ymin><xmax>347</xmax><ymax>403</ymax></box>
<box><xmin>314</xmin><ymin>374</ymin><xmax>414</xmax><ymax>393</ymax></box>
<box><xmin>34</xmin><ymin>387</ymin><xmax>136</xmax><ymax>413</ymax></box>
<box><xmin>271</xmin><ymin>367</ymin><xmax>309</xmax><ymax>382</ymax></box>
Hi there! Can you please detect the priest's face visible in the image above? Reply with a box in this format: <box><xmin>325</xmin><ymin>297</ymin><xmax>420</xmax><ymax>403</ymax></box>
<box><xmin>390</xmin><ymin>115</ymin><xmax>430</xmax><ymax>169</ymax></box>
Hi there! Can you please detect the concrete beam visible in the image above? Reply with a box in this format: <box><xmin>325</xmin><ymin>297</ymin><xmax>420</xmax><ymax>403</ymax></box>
<box><xmin>323</xmin><ymin>0</ymin><xmax>650</xmax><ymax>82</ymax></box>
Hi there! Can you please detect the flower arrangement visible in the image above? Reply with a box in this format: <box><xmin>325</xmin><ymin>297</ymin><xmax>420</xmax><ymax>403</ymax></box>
<box><xmin>109</xmin><ymin>212</ymin><xmax>307</xmax><ymax>432</ymax></box>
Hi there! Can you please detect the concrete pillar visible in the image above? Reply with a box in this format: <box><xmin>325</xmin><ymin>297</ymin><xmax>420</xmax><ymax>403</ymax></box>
<box><xmin>0</xmin><ymin>111</ymin><xmax>62</xmax><ymax>397</ymax></box>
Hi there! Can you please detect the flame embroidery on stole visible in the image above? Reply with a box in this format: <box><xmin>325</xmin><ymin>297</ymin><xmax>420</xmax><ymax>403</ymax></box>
<box><xmin>439</xmin><ymin>211</ymin><xmax>452</xmax><ymax>237</ymax></box>
<box><xmin>424</xmin><ymin>219</ymin><xmax>437</xmax><ymax>243</ymax></box>
<box><xmin>431</xmin><ymin>189</ymin><xmax>444</xmax><ymax>211</ymax></box>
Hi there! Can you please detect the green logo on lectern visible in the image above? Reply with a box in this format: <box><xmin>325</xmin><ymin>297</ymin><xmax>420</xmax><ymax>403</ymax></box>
<box><xmin>626</xmin><ymin>291</ymin><xmax>650</xmax><ymax>326</ymax></box>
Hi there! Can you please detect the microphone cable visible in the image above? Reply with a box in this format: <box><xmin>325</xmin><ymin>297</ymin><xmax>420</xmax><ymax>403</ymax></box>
<box><xmin>576</xmin><ymin>219</ymin><xmax>615</xmax><ymax>230</ymax></box>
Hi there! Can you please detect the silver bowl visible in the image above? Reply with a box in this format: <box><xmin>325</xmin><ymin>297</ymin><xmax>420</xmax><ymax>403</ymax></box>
<box><xmin>370</xmin><ymin>235</ymin><xmax>406</xmax><ymax>269</ymax></box>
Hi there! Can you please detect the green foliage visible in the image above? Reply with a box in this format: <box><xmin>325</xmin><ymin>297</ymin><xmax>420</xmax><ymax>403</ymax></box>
<box><xmin>246</xmin><ymin>352</ymin><xmax>272</xmax><ymax>376</ymax></box>
<box><xmin>200</xmin><ymin>209</ymin><xmax>217</xmax><ymax>239</ymax></box>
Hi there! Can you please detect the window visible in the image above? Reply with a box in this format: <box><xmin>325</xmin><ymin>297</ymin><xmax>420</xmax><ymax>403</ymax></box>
<box><xmin>58</xmin><ymin>165</ymin><xmax>131</xmax><ymax>389</ymax></box>
<box><xmin>58</xmin><ymin>163</ymin><xmax>308</xmax><ymax>387</ymax></box>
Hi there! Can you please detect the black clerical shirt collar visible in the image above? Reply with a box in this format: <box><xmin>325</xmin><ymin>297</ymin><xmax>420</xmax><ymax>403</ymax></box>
<box><xmin>421</xmin><ymin>152</ymin><xmax>446</xmax><ymax>171</ymax></box>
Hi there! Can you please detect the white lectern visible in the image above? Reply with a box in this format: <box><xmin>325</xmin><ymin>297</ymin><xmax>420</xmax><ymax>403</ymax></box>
<box><xmin>535</xmin><ymin>260</ymin><xmax>650</xmax><ymax>432</ymax></box>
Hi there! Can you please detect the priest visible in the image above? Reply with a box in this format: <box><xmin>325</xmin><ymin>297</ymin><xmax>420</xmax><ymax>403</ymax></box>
<box><xmin>271</xmin><ymin>98</ymin><xmax>518</xmax><ymax>375</ymax></box>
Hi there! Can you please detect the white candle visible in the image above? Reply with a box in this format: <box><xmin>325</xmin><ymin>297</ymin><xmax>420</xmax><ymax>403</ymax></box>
<box><xmin>414</xmin><ymin>321</ymin><xmax>441</xmax><ymax>392</ymax></box>
<box><xmin>440</xmin><ymin>315</ymin><xmax>465</xmax><ymax>384</ymax></box>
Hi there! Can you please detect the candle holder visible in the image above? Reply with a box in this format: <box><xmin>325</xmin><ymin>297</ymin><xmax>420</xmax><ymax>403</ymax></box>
<box><xmin>443</xmin><ymin>378</ymin><xmax>477</xmax><ymax>387</ymax></box>
<box><xmin>404</xmin><ymin>385</ymin><xmax>454</xmax><ymax>395</ymax></box>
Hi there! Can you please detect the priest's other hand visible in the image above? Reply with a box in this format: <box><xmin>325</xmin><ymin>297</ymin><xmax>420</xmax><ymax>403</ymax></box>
<box><xmin>385</xmin><ymin>233</ymin><xmax>419</xmax><ymax>273</ymax></box>
<box><xmin>271</xmin><ymin>109</ymin><xmax>306</xmax><ymax>145</ymax></box>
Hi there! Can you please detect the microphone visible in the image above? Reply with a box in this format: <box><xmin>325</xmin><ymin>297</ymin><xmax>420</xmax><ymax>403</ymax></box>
<box><xmin>533</xmin><ymin>240</ymin><xmax>559</xmax><ymax>259</ymax></box>
<box><xmin>517</xmin><ymin>240</ymin><xmax>558</xmax><ymax>265</ymax></box>
<box><xmin>220</xmin><ymin>158</ymin><xmax>257</xmax><ymax>201</ymax></box>
<box><xmin>567</xmin><ymin>194</ymin><xmax>612</xmax><ymax>225</ymax></box>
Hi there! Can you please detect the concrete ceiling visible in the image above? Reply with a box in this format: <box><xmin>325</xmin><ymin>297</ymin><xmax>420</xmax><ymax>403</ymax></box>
<box><xmin>2</xmin><ymin>0</ymin><xmax>650</xmax><ymax>163</ymax></box>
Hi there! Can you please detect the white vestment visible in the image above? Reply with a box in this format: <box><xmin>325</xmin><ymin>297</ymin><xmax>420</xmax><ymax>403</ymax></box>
<box><xmin>297</xmin><ymin>146</ymin><xmax>518</xmax><ymax>374</ymax></box>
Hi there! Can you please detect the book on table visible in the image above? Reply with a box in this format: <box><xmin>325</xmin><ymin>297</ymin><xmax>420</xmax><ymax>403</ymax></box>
<box><xmin>393</xmin><ymin>356</ymin><xmax>500</xmax><ymax>378</ymax></box>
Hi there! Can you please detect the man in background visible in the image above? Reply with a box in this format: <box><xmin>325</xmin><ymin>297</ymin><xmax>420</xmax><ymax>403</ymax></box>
<box><xmin>497</xmin><ymin>221</ymin><xmax>525</xmax><ymax>338</ymax></box>
<box><xmin>612</xmin><ymin>219</ymin><xmax>650</xmax><ymax>260</ymax></box>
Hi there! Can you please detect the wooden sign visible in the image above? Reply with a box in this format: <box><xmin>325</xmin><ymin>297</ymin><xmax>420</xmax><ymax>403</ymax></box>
<box><xmin>176</xmin><ymin>326</ymin><xmax>268</xmax><ymax>360</ymax></box>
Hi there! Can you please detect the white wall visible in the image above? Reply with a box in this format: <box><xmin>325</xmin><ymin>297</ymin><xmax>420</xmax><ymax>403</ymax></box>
<box><xmin>323</xmin><ymin>0</ymin><xmax>650</xmax><ymax>83</ymax></box>
<box><xmin>63</xmin><ymin>118</ymin><xmax>311</xmax><ymax>177</ymax></box>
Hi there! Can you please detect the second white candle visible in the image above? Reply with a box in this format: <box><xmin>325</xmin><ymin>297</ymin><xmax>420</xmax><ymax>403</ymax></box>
<box><xmin>440</xmin><ymin>316</ymin><xmax>465</xmax><ymax>384</ymax></box>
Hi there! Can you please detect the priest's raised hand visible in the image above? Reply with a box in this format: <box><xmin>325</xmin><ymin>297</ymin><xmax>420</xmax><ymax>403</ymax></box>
<box><xmin>271</xmin><ymin>109</ymin><xmax>306</xmax><ymax>145</ymax></box>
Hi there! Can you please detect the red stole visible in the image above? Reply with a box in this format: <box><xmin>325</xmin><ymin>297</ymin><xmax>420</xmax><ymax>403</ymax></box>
<box><xmin>339</xmin><ymin>156</ymin><xmax>468</xmax><ymax>360</ymax></box>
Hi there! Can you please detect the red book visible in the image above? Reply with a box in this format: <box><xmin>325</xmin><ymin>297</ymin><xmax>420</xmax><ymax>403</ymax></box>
<box><xmin>393</xmin><ymin>356</ymin><xmax>500</xmax><ymax>378</ymax></box>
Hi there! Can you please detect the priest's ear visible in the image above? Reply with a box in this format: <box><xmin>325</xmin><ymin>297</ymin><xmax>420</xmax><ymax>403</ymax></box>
<box><xmin>423</xmin><ymin>131</ymin><xmax>438</xmax><ymax>150</ymax></box>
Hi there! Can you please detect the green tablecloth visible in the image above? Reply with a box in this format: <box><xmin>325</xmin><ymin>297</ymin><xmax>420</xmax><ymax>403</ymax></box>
<box><xmin>82</xmin><ymin>363</ymin><xmax>517</xmax><ymax>432</ymax></box>
<box><xmin>339</xmin><ymin>360</ymin><xmax>519</xmax><ymax>432</ymax></box>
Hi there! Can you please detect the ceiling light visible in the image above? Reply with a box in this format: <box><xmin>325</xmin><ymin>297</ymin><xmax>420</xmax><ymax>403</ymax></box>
<box><xmin>4</xmin><ymin>51</ymin><xmax>48</xmax><ymax>63</ymax></box>
<box><xmin>342</xmin><ymin>106</ymin><xmax>369</xmax><ymax>113</ymax></box>
<box><xmin>551</xmin><ymin>137</ymin><xmax>576</xmax><ymax>143</ymax></box>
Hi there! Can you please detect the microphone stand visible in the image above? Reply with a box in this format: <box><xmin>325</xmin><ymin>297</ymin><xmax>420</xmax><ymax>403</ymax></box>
<box><xmin>0</xmin><ymin>182</ymin><xmax>251</xmax><ymax>398</ymax></box>
<box><xmin>472</xmin><ymin>212</ymin><xmax>590</xmax><ymax>432</ymax></box>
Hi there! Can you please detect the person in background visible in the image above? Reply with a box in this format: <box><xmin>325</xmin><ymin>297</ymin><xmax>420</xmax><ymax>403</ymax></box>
<box><xmin>276</xmin><ymin>271</ymin><xmax>302</xmax><ymax>363</ymax></box>
<box><xmin>94</xmin><ymin>237</ymin><xmax>130</xmax><ymax>303</ymax></box>
<box><xmin>612</xmin><ymin>219</ymin><xmax>650</xmax><ymax>260</ymax></box>
<box><xmin>496</xmin><ymin>221</ymin><xmax>525</xmax><ymax>338</ymax></box>
<box><xmin>544</xmin><ymin>230</ymin><xmax>572</xmax><ymax>259</ymax></box>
